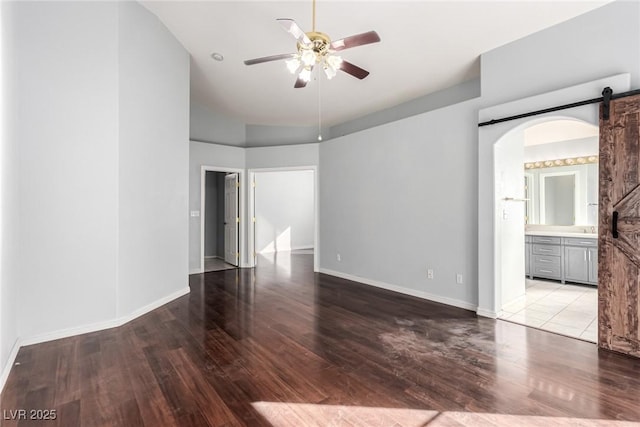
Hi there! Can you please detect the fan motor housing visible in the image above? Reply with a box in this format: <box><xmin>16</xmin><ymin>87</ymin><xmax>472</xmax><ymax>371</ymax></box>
<box><xmin>298</xmin><ymin>31</ymin><xmax>331</xmax><ymax>57</ymax></box>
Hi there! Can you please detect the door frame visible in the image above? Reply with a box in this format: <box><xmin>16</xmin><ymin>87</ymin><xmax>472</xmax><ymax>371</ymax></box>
<box><xmin>200</xmin><ymin>166</ymin><xmax>246</xmax><ymax>272</ymax></box>
<box><xmin>248</xmin><ymin>166</ymin><xmax>319</xmax><ymax>272</ymax></box>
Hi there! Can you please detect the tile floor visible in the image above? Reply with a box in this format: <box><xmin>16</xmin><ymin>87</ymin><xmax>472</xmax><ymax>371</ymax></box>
<box><xmin>499</xmin><ymin>279</ymin><xmax>597</xmax><ymax>342</ymax></box>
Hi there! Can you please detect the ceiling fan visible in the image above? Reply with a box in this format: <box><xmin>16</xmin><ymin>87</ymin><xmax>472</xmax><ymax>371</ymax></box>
<box><xmin>243</xmin><ymin>0</ymin><xmax>381</xmax><ymax>88</ymax></box>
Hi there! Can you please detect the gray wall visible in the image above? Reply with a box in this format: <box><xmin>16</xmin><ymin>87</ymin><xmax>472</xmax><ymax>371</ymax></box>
<box><xmin>246</xmin><ymin>143</ymin><xmax>319</xmax><ymax>169</ymax></box>
<box><xmin>12</xmin><ymin>1</ymin><xmax>120</xmax><ymax>338</ymax></box>
<box><xmin>117</xmin><ymin>1</ymin><xmax>189</xmax><ymax>316</ymax></box>
<box><xmin>1</xmin><ymin>0</ymin><xmax>190</xmax><ymax>375</ymax></box>
<box><xmin>246</xmin><ymin>125</ymin><xmax>329</xmax><ymax>147</ymax></box>
<box><xmin>190</xmin><ymin>102</ymin><xmax>245</xmax><ymax>146</ymax></box>
<box><xmin>255</xmin><ymin>170</ymin><xmax>314</xmax><ymax>253</ymax></box>
<box><xmin>320</xmin><ymin>98</ymin><xmax>481</xmax><ymax>308</ymax></box>
<box><xmin>1</xmin><ymin>0</ymin><xmax>19</xmax><ymax>382</ymax></box>
<box><xmin>481</xmin><ymin>0</ymin><xmax>640</xmax><ymax>106</ymax></box>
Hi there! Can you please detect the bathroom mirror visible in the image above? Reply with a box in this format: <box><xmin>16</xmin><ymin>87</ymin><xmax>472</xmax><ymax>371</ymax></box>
<box><xmin>541</xmin><ymin>173</ymin><xmax>575</xmax><ymax>225</ymax></box>
<box><xmin>524</xmin><ymin>162</ymin><xmax>598</xmax><ymax>226</ymax></box>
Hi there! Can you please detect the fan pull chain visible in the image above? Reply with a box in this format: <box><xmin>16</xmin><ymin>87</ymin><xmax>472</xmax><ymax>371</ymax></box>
<box><xmin>317</xmin><ymin>69</ymin><xmax>322</xmax><ymax>141</ymax></box>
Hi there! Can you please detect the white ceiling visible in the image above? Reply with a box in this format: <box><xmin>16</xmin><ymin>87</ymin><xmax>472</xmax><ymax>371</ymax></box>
<box><xmin>524</xmin><ymin>119</ymin><xmax>599</xmax><ymax>146</ymax></box>
<box><xmin>141</xmin><ymin>1</ymin><xmax>612</xmax><ymax>127</ymax></box>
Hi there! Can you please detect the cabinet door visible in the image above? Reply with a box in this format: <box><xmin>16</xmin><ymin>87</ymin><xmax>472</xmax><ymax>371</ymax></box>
<box><xmin>564</xmin><ymin>246</ymin><xmax>589</xmax><ymax>283</ymax></box>
<box><xmin>588</xmin><ymin>247</ymin><xmax>598</xmax><ymax>284</ymax></box>
<box><xmin>525</xmin><ymin>243</ymin><xmax>530</xmax><ymax>277</ymax></box>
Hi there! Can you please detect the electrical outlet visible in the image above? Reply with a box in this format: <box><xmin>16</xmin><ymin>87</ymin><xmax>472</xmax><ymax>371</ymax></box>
<box><xmin>336</xmin><ymin>253</ymin><xmax>341</xmax><ymax>262</ymax></box>
<box><xmin>456</xmin><ymin>273</ymin><xmax>463</xmax><ymax>284</ymax></box>
<box><xmin>427</xmin><ymin>269</ymin><xmax>434</xmax><ymax>279</ymax></box>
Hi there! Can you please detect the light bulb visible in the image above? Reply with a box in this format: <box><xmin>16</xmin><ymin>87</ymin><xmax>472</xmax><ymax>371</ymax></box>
<box><xmin>323</xmin><ymin>66</ymin><xmax>337</xmax><ymax>80</ymax></box>
<box><xmin>325</xmin><ymin>55</ymin><xmax>343</xmax><ymax>70</ymax></box>
<box><xmin>318</xmin><ymin>134</ymin><xmax>322</xmax><ymax>141</ymax></box>
<box><xmin>300</xmin><ymin>49</ymin><xmax>316</xmax><ymax>66</ymax></box>
<box><xmin>286</xmin><ymin>58</ymin><xmax>300</xmax><ymax>74</ymax></box>
<box><xmin>299</xmin><ymin>67</ymin><xmax>312</xmax><ymax>82</ymax></box>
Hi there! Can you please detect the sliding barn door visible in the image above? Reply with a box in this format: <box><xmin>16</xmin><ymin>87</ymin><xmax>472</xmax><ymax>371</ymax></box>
<box><xmin>599</xmin><ymin>94</ymin><xmax>640</xmax><ymax>357</ymax></box>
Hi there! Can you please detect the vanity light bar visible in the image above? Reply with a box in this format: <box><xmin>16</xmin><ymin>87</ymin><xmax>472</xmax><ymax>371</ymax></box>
<box><xmin>524</xmin><ymin>155</ymin><xmax>598</xmax><ymax>170</ymax></box>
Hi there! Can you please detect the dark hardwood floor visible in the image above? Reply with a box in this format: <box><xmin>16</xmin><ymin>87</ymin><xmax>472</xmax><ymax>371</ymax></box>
<box><xmin>2</xmin><ymin>252</ymin><xmax>640</xmax><ymax>426</ymax></box>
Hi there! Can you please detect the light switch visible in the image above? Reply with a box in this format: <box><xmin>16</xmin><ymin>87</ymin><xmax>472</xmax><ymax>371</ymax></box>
<box><xmin>190</xmin><ymin>210</ymin><xmax>200</xmax><ymax>217</ymax></box>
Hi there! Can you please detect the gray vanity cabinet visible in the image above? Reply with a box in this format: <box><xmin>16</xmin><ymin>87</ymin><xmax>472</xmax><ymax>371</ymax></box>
<box><xmin>531</xmin><ymin>236</ymin><xmax>562</xmax><ymax>281</ymax></box>
<box><xmin>562</xmin><ymin>237</ymin><xmax>598</xmax><ymax>286</ymax></box>
<box><xmin>564</xmin><ymin>246</ymin><xmax>590</xmax><ymax>283</ymax></box>
<box><xmin>526</xmin><ymin>234</ymin><xmax>598</xmax><ymax>286</ymax></box>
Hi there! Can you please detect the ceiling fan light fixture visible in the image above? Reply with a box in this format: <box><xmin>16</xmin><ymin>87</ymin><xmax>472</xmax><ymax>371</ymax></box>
<box><xmin>300</xmin><ymin>49</ymin><xmax>317</xmax><ymax>67</ymax></box>
<box><xmin>326</xmin><ymin>54</ymin><xmax>342</xmax><ymax>70</ymax></box>
<box><xmin>299</xmin><ymin>67</ymin><xmax>312</xmax><ymax>82</ymax></box>
<box><xmin>323</xmin><ymin>65</ymin><xmax>337</xmax><ymax>80</ymax></box>
<box><xmin>286</xmin><ymin>57</ymin><xmax>301</xmax><ymax>74</ymax></box>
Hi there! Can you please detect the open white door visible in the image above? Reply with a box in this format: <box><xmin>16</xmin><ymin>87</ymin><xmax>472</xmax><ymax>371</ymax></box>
<box><xmin>224</xmin><ymin>173</ymin><xmax>239</xmax><ymax>266</ymax></box>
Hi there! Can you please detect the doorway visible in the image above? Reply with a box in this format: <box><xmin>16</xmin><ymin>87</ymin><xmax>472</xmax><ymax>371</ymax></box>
<box><xmin>494</xmin><ymin>118</ymin><xmax>599</xmax><ymax>341</ymax></box>
<box><xmin>248</xmin><ymin>167</ymin><xmax>318</xmax><ymax>271</ymax></box>
<box><xmin>200</xmin><ymin>166</ymin><xmax>245</xmax><ymax>273</ymax></box>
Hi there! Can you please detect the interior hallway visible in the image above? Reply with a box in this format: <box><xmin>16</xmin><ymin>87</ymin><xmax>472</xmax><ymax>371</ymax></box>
<box><xmin>1</xmin><ymin>253</ymin><xmax>639</xmax><ymax>426</ymax></box>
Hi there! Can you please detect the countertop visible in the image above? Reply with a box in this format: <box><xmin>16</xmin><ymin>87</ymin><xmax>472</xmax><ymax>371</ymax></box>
<box><xmin>526</xmin><ymin>231</ymin><xmax>597</xmax><ymax>239</ymax></box>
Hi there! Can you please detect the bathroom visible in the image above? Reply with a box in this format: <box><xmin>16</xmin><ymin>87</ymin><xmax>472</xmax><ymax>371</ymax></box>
<box><xmin>499</xmin><ymin>119</ymin><xmax>599</xmax><ymax>342</ymax></box>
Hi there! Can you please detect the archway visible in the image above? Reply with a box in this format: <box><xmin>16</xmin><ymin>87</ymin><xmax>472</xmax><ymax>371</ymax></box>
<box><xmin>476</xmin><ymin>74</ymin><xmax>630</xmax><ymax>319</ymax></box>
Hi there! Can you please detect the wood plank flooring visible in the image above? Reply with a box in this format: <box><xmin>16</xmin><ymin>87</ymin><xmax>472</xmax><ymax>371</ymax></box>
<box><xmin>2</xmin><ymin>253</ymin><xmax>640</xmax><ymax>426</ymax></box>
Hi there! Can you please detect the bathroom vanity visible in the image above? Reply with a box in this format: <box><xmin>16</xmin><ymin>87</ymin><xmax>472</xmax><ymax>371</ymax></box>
<box><xmin>525</xmin><ymin>232</ymin><xmax>598</xmax><ymax>286</ymax></box>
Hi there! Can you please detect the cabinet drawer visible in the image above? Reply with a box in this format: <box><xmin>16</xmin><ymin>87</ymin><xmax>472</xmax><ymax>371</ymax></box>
<box><xmin>533</xmin><ymin>254</ymin><xmax>561</xmax><ymax>268</ymax></box>
<box><xmin>532</xmin><ymin>244</ymin><xmax>561</xmax><ymax>256</ymax></box>
<box><xmin>531</xmin><ymin>257</ymin><xmax>562</xmax><ymax>279</ymax></box>
<box><xmin>532</xmin><ymin>236</ymin><xmax>561</xmax><ymax>244</ymax></box>
<box><xmin>532</xmin><ymin>262</ymin><xmax>562</xmax><ymax>279</ymax></box>
<box><xmin>563</xmin><ymin>237</ymin><xmax>597</xmax><ymax>247</ymax></box>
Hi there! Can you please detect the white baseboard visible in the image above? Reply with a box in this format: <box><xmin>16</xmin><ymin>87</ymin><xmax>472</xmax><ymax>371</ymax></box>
<box><xmin>118</xmin><ymin>286</ymin><xmax>190</xmax><ymax>326</ymax></box>
<box><xmin>0</xmin><ymin>338</ymin><xmax>22</xmax><ymax>394</ymax></box>
<box><xmin>476</xmin><ymin>307</ymin><xmax>499</xmax><ymax>318</ymax></box>
<box><xmin>2</xmin><ymin>286</ymin><xmax>191</xmax><ymax>392</ymax></box>
<box><xmin>319</xmin><ymin>268</ymin><xmax>477</xmax><ymax>312</ymax></box>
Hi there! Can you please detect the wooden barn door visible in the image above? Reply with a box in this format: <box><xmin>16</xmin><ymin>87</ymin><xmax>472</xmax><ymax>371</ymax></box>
<box><xmin>599</xmin><ymin>93</ymin><xmax>640</xmax><ymax>357</ymax></box>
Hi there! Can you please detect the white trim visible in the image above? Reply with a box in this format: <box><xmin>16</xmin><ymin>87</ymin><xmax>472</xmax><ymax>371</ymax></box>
<box><xmin>476</xmin><ymin>308</ymin><xmax>499</xmax><ymax>319</ymax></box>
<box><xmin>248</xmin><ymin>165</ymin><xmax>319</xmax><ymax>272</ymax></box>
<box><xmin>319</xmin><ymin>268</ymin><xmax>477</xmax><ymax>312</ymax></box>
<box><xmin>18</xmin><ymin>287</ymin><xmax>190</xmax><ymax>348</ymax></box>
<box><xmin>189</xmin><ymin>267</ymin><xmax>204</xmax><ymax>275</ymax></box>
<box><xmin>200</xmin><ymin>166</ymin><xmax>247</xmax><ymax>271</ymax></box>
<box><xmin>0</xmin><ymin>338</ymin><xmax>21</xmax><ymax>394</ymax></box>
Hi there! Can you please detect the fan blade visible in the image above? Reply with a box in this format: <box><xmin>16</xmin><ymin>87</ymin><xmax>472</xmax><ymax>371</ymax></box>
<box><xmin>277</xmin><ymin>18</ymin><xmax>311</xmax><ymax>45</ymax></box>
<box><xmin>339</xmin><ymin>60</ymin><xmax>370</xmax><ymax>80</ymax></box>
<box><xmin>244</xmin><ymin>53</ymin><xmax>296</xmax><ymax>66</ymax></box>
<box><xmin>330</xmin><ymin>31</ymin><xmax>380</xmax><ymax>52</ymax></box>
<box><xmin>294</xmin><ymin>77</ymin><xmax>308</xmax><ymax>89</ymax></box>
